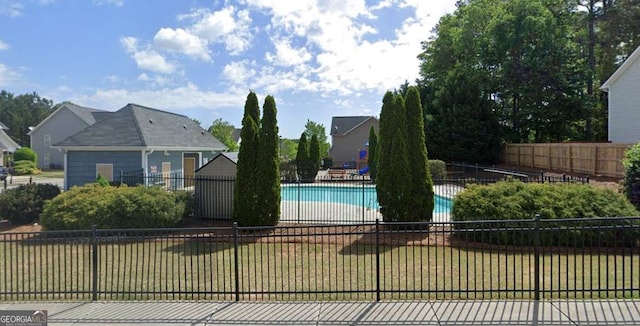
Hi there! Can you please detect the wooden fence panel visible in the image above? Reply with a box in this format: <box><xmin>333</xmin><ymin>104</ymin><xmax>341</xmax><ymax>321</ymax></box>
<box><xmin>504</xmin><ymin>143</ymin><xmax>632</xmax><ymax>178</ymax></box>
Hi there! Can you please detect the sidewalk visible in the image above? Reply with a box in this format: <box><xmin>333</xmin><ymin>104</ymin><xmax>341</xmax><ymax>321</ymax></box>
<box><xmin>2</xmin><ymin>300</ymin><xmax>639</xmax><ymax>325</ymax></box>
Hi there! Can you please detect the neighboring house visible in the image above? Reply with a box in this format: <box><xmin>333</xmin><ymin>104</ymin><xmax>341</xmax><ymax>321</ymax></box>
<box><xmin>195</xmin><ymin>152</ymin><xmax>238</xmax><ymax>219</ymax></box>
<box><xmin>0</xmin><ymin>121</ymin><xmax>20</xmax><ymax>166</ymax></box>
<box><xmin>232</xmin><ymin>128</ymin><xmax>242</xmax><ymax>146</ymax></box>
<box><xmin>28</xmin><ymin>103</ymin><xmax>109</xmax><ymax>170</ymax></box>
<box><xmin>54</xmin><ymin>103</ymin><xmax>227</xmax><ymax>190</ymax></box>
<box><xmin>600</xmin><ymin>45</ymin><xmax>640</xmax><ymax>143</ymax></box>
<box><xmin>328</xmin><ymin>116</ymin><xmax>379</xmax><ymax>168</ymax></box>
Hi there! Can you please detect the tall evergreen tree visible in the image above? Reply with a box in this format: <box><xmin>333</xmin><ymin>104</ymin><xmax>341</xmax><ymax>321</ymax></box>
<box><xmin>368</xmin><ymin>126</ymin><xmax>378</xmax><ymax>182</ymax></box>
<box><xmin>295</xmin><ymin>133</ymin><xmax>310</xmax><ymax>181</ymax></box>
<box><xmin>233</xmin><ymin>92</ymin><xmax>260</xmax><ymax>226</ymax></box>
<box><xmin>256</xmin><ymin>95</ymin><xmax>280</xmax><ymax>225</ymax></box>
<box><xmin>405</xmin><ymin>87</ymin><xmax>434</xmax><ymax>221</ymax></box>
<box><xmin>309</xmin><ymin>134</ymin><xmax>320</xmax><ymax>180</ymax></box>
<box><xmin>376</xmin><ymin>92</ymin><xmax>396</xmax><ymax>213</ymax></box>
<box><xmin>385</xmin><ymin>129</ymin><xmax>412</xmax><ymax>221</ymax></box>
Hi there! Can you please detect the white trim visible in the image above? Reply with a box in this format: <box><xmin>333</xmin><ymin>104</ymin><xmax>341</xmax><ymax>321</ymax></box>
<box><xmin>52</xmin><ymin>146</ymin><xmax>226</xmax><ymax>152</ymax></box>
<box><xmin>96</xmin><ymin>163</ymin><xmax>114</xmax><ymax>182</ymax></box>
<box><xmin>63</xmin><ymin>151</ymin><xmax>67</xmax><ymax>190</ymax></box>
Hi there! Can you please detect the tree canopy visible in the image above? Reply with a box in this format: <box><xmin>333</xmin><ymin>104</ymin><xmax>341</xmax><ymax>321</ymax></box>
<box><xmin>0</xmin><ymin>90</ymin><xmax>55</xmax><ymax>146</ymax></box>
<box><xmin>207</xmin><ymin>118</ymin><xmax>238</xmax><ymax>151</ymax></box>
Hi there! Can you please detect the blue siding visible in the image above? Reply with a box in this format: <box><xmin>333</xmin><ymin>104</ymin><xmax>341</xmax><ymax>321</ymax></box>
<box><xmin>147</xmin><ymin>151</ymin><xmax>183</xmax><ymax>174</ymax></box>
<box><xmin>67</xmin><ymin>151</ymin><xmax>142</xmax><ymax>189</ymax></box>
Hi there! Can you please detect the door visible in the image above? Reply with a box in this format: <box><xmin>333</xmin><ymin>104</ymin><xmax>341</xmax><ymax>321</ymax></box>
<box><xmin>183</xmin><ymin>157</ymin><xmax>196</xmax><ymax>188</ymax></box>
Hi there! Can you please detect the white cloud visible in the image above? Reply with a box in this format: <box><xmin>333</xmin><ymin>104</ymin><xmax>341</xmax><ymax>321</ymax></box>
<box><xmin>0</xmin><ymin>40</ymin><xmax>9</xmax><ymax>50</ymax></box>
<box><xmin>120</xmin><ymin>36</ymin><xmax>176</xmax><ymax>74</ymax></box>
<box><xmin>0</xmin><ymin>63</ymin><xmax>21</xmax><ymax>87</ymax></box>
<box><xmin>190</xmin><ymin>6</ymin><xmax>253</xmax><ymax>55</ymax></box>
<box><xmin>222</xmin><ymin>60</ymin><xmax>256</xmax><ymax>85</ymax></box>
<box><xmin>92</xmin><ymin>0</ymin><xmax>124</xmax><ymax>7</ymax></box>
<box><xmin>153</xmin><ymin>28</ymin><xmax>211</xmax><ymax>62</ymax></box>
<box><xmin>265</xmin><ymin>38</ymin><xmax>312</xmax><ymax>67</ymax></box>
<box><xmin>0</xmin><ymin>1</ymin><xmax>23</xmax><ymax>17</ymax></box>
<box><xmin>104</xmin><ymin>75</ymin><xmax>119</xmax><ymax>83</ymax></box>
<box><xmin>72</xmin><ymin>83</ymin><xmax>246</xmax><ymax>113</ymax></box>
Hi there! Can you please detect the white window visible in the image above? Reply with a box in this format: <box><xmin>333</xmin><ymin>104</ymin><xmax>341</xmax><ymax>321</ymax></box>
<box><xmin>43</xmin><ymin>153</ymin><xmax>50</xmax><ymax>167</ymax></box>
<box><xmin>96</xmin><ymin>164</ymin><xmax>113</xmax><ymax>182</ymax></box>
<box><xmin>44</xmin><ymin>134</ymin><xmax>51</xmax><ymax>147</ymax></box>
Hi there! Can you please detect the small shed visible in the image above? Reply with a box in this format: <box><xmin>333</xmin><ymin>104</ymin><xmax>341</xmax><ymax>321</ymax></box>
<box><xmin>194</xmin><ymin>152</ymin><xmax>238</xmax><ymax>219</ymax></box>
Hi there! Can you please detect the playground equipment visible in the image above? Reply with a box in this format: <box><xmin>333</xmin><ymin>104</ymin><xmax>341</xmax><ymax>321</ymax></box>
<box><xmin>357</xmin><ymin>148</ymin><xmax>369</xmax><ymax>175</ymax></box>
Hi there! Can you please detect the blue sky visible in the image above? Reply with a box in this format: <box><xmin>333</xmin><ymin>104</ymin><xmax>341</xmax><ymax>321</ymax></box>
<box><xmin>0</xmin><ymin>0</ymin><xmax>456</xmax><ymax>139</ymax></box>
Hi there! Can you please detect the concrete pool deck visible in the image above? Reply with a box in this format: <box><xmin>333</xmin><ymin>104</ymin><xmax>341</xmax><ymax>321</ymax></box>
<box><xmin>280</xmin><ymin>184</ymin><xmax>464</xmax><ymax>224</ymax></box>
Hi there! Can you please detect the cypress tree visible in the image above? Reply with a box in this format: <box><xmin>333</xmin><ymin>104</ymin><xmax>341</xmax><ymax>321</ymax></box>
<box><xmin>405</xmin><ymin>86</ymin><xmax>434</xmax><ymax>221</ymax></box>
<box><xmin>386</xmin><ymin>129</ymin><xmax>412</xmax><ymax>221</ymax></box>
<box><xmin>309</xmin><ymin>134</ymin><xmax>320</xmax><ymax>180</ymax></box>
<box><xmin>376</xmin><ymin>91</ymin><xmax>395</xmax><ymax>212</ymax></box>
<box><xmin>368</xmin><ymin>126</ymin><xmax>378</xmax><ymax>182</ymax></box>
<box><xmin>295</xmin><ymin>133</ymin><xmax>310</xmax><ymax>181</ymax></box>
<box><xmin>256</xmin><ymin>95</ymin><xmax>280</xmax><ymax>225</ymax></box>
<box><xmin>233</xmin><ymin>92</ymin><xmax>261</xmax><ymax>226</ymax></box>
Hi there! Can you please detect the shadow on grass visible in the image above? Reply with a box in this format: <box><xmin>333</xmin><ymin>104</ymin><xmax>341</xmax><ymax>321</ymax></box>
<box><xmin>339</xmin><ymin>224</ymin><xmax>432</xmax><ymax>255</ymax></box>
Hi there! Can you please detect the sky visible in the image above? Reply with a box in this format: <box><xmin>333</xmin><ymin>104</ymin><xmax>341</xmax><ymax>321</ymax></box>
<box><xmin>0</xmin><ymin>0</ymin><xmax>457</xmax><ymax>139</ymax></box>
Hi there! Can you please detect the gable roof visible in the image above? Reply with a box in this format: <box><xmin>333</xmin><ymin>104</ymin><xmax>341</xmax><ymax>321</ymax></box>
<box><xmin>56</xmin><ymin>103</ymin><xmax>227</xmax><ymax>150</ymax></box>
<box><xmin>232</xmin><ymin>128</ymin><xmax>242</xmax><ymax>143</ymax></box>
<box><xmin>330</xmin><ymin>116</ymin><xmax>377</xmax><ymax>136</ymax></box>
<box><xmin>196</xmin><ymin>152</ymin><xmax>238</xmax><ymax>172</ymax></box>
<box><xmin>601</xmin><ymin>45</ymin><xmax>640</xmax><ymax>91</ymax></box>
<box><xmin>28</xmin><ymin>103</ymin><xmax>108</xmax><ymax>135</ymax></box>
<box><xmin>0</xmin><ymin>121</ymin><xmax>8</xmax><ymax>130</ymax></box>
<box><xmin>0</xmin><ymin>129</ymin><xmax>20</xmax><ymax>152</ymax></box>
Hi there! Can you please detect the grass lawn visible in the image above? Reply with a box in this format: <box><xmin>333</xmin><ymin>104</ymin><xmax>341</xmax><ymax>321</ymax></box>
<box><xmin>36</xmin><ymin>170</ymin><xmax>64</xmax><ymax>178</ymax></box>
<box><xmin>1</xmin><ymin>237</ymin><xmax>638</xmax><ymax>301</ymax></box>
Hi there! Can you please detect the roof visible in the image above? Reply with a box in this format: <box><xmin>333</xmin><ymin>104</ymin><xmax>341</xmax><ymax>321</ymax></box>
<box><xmin>0</xmin><ymin>129</ymin><xmax>20</xmax><ymax>152</ymax></box>
<box><xmin>0</xmin><ymin>121</ymin><xmax>8</xmax><ymax>130</ymax></box>
<box><xmin>28</xmin><ymin>103</ymin><xmax>108</xmax><ymax>135</ymax></box>
<box><xmin>195</xmin><ymin>152</ymin><xmax>239</xmax><ymax>172</ymax></box>
<box><xmin>330</xmin><ymin>116</ymin><xmax>377</xmax><ymax>136</ymax></box>
<box><xmin>232</xmin><ymin>128</ymin><xmax>242</xmax><ymax>143</ymax></box>
<box><xmin>56</xmin><ymin>103</ymin><xmax>227</xmax><ymax>150</ymax></box>
<box><xmin>601</xmin><ymin>45</ymin><xmax>640</xmax><ymax>91</ymax></box>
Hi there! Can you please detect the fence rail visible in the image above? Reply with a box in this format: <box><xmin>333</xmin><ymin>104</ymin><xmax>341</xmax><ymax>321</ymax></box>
<box><xmin>1</xmin><ymin>217</ymin><xmax>639</xmax><ymax>301</ymax></box>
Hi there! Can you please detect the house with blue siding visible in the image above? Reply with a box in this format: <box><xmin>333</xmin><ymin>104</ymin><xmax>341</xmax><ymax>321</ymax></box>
<box><xmin>54</xmin><ymin>103</ymin><xmax>227</xmax><ymax>190</ymax></box>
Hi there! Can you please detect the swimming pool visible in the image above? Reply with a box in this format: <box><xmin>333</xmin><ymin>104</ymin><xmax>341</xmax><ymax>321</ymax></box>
<box><xmin>281</xmin><ymin>185</ymin><xmax>452</xmax><ymax>213</ymax></box>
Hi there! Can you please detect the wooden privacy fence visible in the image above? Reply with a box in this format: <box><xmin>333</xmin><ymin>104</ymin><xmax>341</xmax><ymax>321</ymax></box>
<box><xmin>504</xmin><ymin>143</ymin><xmax>633</xmax><ymax>178</ymax></box>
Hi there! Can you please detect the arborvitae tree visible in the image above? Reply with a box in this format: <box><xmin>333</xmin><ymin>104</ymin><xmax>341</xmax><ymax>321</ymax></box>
<box><xmin>384</xmin><ymin>129</ymin><xmax>412</xmax><ymax>221</ymax></box>
<box><xmin>233</xmin><ymin>92</ymin><xmax>260</xmax><ymax>226</ymax></box>
<box><xmin>295</xmin><ymin>133</ymin><xmax>311</xmax><ymax>181</ymax></box>
<box><xmin>376</xmin><ymin>91</ymin><xmax>396</xmax><ymax>212</ymax></box>
<box><xmin>309</xmin><ymin>134</ymin><xmax>320</xmax><ymax>180</ymax></box>
<box><xmin>368</xmin><ymin>126</ymin><xmax>378</xmax><ymax>182</ymax></box>
<box><xmin>405</xmin><ymin>86</ymin><xmax>434</xmax><ymax>221</ymax></box>
<box><xmin>256</xmin><ymin>95</ymin><xmax>280</xmax><ymax>225</ymax></box>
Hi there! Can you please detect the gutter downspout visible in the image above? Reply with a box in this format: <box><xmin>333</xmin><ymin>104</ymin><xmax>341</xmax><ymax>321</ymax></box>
<box><xmin>143</xmin><ymin>149</ymin><xmax>154</xmax><ymax>186</ymax></box>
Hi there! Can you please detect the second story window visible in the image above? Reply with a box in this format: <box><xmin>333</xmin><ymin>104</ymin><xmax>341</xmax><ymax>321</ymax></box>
<box><xmin>44</xmin><ymin>134</ymin><xmax>51</xmax><ymax>147</ymax></box>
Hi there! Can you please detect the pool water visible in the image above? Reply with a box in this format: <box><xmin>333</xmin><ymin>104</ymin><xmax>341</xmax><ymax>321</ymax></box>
<box><xmin>281</xmin><ymin>185</ymin><xmax>452</xmax><ymax>213</ymax></box>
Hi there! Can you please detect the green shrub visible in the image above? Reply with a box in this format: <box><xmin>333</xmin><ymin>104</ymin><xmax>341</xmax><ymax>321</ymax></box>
<box><xmin>11</xmin><ymin>160</ymin><xmax>41</xmax><ymax>175</ymax></box>
<box><xmin>623</xmin><ymin>143</ymin><xmax>640</xmax><ymax>211</ymax></box>
<box><xmin>13</xmin><ymin>147</ymin><xmax>37</xmax><ymax>163</ymax></box>
<box><xmin>173</xmin><ymin>190</ymin><xmax>194</xmax><ymax>219</ymax></box>
<box><xmin>429</xmin><ymin>159</ymin><xmax>446</xmax><ymax>183</ymax></box>
<box><xmin>40</xmin><ymin>185</ymin><xmax>185</xmax><ymax>230</ymax></box>
<box><xmin>452</xmin><ymin>180</ymin><xmax>640</xmax><ymax>246</ymax></box>
<box><xmin>95</xmin><ymin>174</ymin><xmax>110</xmax><ymax>187</ymax></box>
<box><xmin>0</xmin><ymin>183</ymin><xmax>61</xmax><ymax>224</ymax></box>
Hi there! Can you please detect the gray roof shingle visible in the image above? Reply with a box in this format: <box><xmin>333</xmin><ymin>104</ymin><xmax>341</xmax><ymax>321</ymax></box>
<box><xmin>330</xmin><ymin>116</ymin><xmax>375</xmax><ymax>135</ymax></box>
<box><xmin>56</xmin><ymin>103</ymin><xmax>227</xmax><ymax>150</ymax></box>
<box><xmin>64</xmin><ymin>103</ymin><xmax>109</xmax><ymax>125</ymax></box>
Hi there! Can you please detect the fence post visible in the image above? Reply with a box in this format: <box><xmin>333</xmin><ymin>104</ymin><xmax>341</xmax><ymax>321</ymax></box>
<box><xmin>233</xmin><ymin>222</ymin><xmax>240</xmax><ymax>301</ymax></box>
<box><xmin>91</xmin><ymin>225</ymin><xmax>98</xmax><ymax>301</ymax></box>
<box><xmin>375</xmin><ymin>218</ymin><xmax>380</xmax><ymax>301</ymax></box>
<box><xmin>534</xmin><ymin>214</ymin><xmax>541</xmax><ymax>301</ymax></box>
<box><xmin>362</xmin><ymin>175</ymin><xmax>365</xmax><ymax>224</ymax></box>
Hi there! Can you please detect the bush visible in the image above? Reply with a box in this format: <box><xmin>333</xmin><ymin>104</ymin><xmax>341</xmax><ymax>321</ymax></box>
<box><xmin>0</xmin><ymin>183</ymin><xmax>61</xmax><ymax>224</ymax></box>
<box><xmin>11</xmin><ymin>160</ymin><xmax>41</xmax><ymax>175</ymax></box>
<box><xmin>13</xmin><ymin>147</ymin><xmax>37</xmax><ymax>164</ymax></box>
<box><xmin>40</xmin><ymin>185</ymin><xmax>185</xmax><ymax>230</ymax></box>
<box><xmin>452</xmin><ymin>180</ymin><xmax>640</xmax><ymax>246</ymax></box>
<box><xmin>95</xmin><ymin>174</ymin><xmax>110</xmax><ymax>187</ymax></box>
<box><xmin>429</xmin><ymin>159</ymin><xmax>446</xmax><ymax>183</ymax></box>
<box><xmin>173</xmin><ymin>190</ymin><xmax>195</xmax><ymax>219</ymax></box>
<box><xmin>623</xmin><ymin>143</ymin><xmax>640</xmax><ymax>211</ymax></box>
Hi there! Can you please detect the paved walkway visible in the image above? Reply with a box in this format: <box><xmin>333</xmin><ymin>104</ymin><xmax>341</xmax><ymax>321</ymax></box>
<box><xmin>2</xmin><ymin>300</ymin><xmax>639</xmax><ymax>325</ymax></box>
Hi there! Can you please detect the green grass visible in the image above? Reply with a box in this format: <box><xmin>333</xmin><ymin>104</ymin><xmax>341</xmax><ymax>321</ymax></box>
<box><xmin>36</xmin><ymin>170</ymin><xmax>64</xmax><ymax>178</ymax></box>
<box><xmin>1</xmin><ymin>237</ymin><xmax>638</xmax><ymax>301</ymax></box>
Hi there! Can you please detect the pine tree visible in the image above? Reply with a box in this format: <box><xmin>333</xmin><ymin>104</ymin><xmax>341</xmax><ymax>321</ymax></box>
<box><xmin>309</xmin><ymin>134</ymin><xmax>320</xmax><ymax>180</ymax></box>
<box><xmin>256</xmin><ymin>95</ymin><xmax>280</xmax><ymax>225</ymax></box>
<box><xmin>405</xmin><ymin>86</ymin><xmax>434</xmax><ymax>221</ymax></box>
<box><xmin>233</xmin><ymin>92</ymin><xmax>261</xmax><ymax>225</ymax></box>
<box><xmin>368</xmin><ymin>126</ymin><xmax>378</xmax><ymax>182</ymax></box>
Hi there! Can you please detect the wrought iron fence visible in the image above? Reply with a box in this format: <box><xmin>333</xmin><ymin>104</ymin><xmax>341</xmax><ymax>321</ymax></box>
<box><xmin>1</xmin><ymin>217</ymin><xmax>639</xmax><ymax>301</ymax></box>
<box><xmin>118</xmin><ymin>165</ymin><xmax>588</xmax><ymax>223</ymax></box>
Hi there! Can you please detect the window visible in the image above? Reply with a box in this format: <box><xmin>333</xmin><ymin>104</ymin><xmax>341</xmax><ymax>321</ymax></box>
<box><xmin>96</xmin><ymin>164</ymin><xmax>113</xmax><ymax>182</ymax></box>
<box><xmin>44</xmin><ymin>134</ymin><xmax>51</xmax><ymax>147</ymax></box>
<box><xmin>43</xmin><ymin>153</ymin><xmax>50</xmax><ymax>167</ymax></box>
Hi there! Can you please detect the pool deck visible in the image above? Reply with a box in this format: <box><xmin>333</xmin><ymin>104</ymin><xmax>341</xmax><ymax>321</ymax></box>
<box><xmin>280</xmin><ymin>184</ymin><xmax>463</xmax><ymax>224</ymax></box>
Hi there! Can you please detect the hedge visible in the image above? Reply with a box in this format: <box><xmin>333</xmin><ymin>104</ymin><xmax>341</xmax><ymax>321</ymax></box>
<box><xmin>451</xmin><ymin>180</ymin><xmax>640</xmax><ymax>246</ymax></box>
<box><xmin>40</xmin><ymin>185</ymin><xmax>186</xmax><ymax>230</ymax></box>
<box><xmin>0</xmin><ymin>183</ymin><xmax>61</xmax><ymax>224</ymax></box>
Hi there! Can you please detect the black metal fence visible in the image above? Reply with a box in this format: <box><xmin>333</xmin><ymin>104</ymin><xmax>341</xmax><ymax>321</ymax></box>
<box><xmin>118</xmin><ymin>165</ymin><xmax>588</xmax><ymax>223</ymax></box>
<box><xmin>1</xmin><ymin>217</ymin><xmax>638</xmax><ymax>301</ymax></box>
